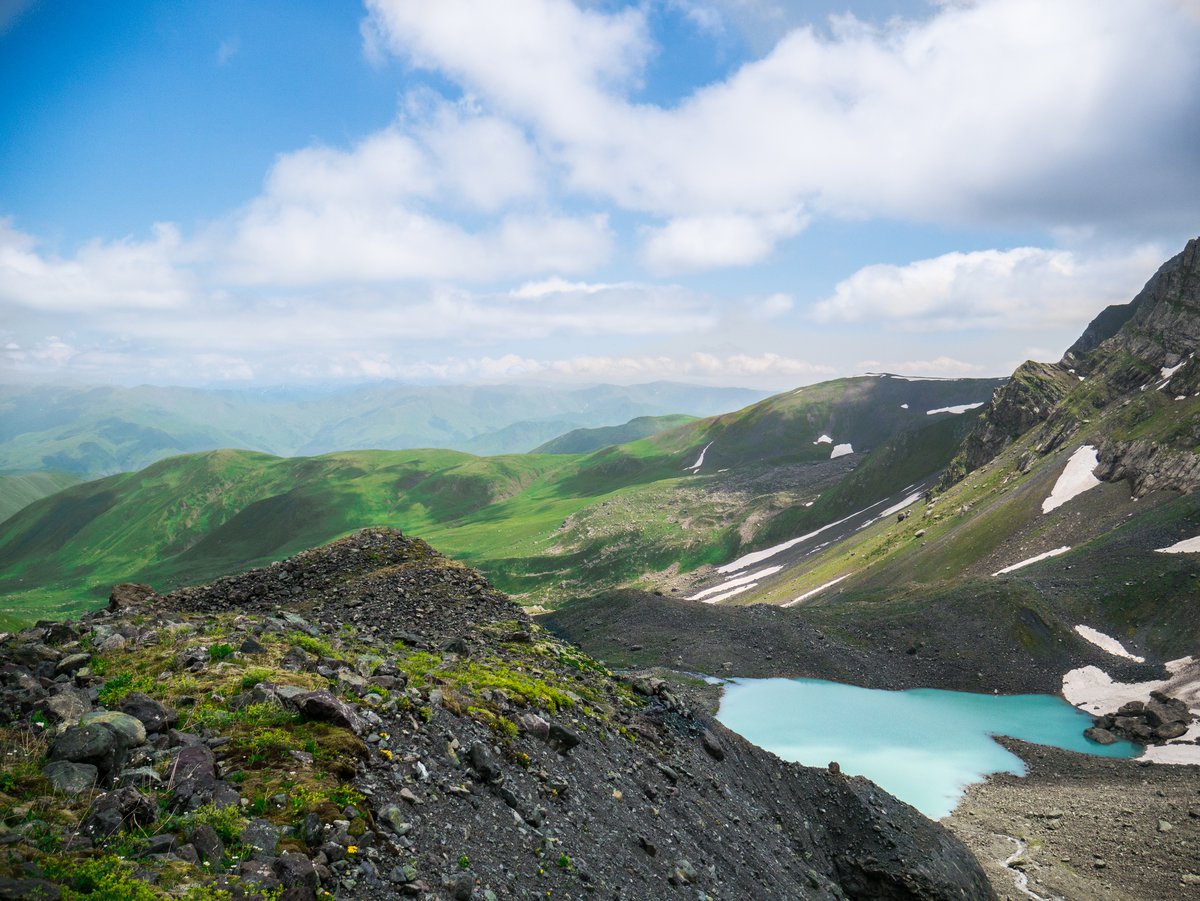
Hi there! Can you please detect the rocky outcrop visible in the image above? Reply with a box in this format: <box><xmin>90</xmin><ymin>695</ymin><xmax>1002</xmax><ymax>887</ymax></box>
<box><xmin>938</xmin><ymin>361</ymin><xmax>1078</xmax><ymax>487</ymax></box>
<box><xmin>0</xmin><ymin>528</ymin><xmax>995</xmax><ymax>900</ymax></box>
<box><xmin>1067</xmin><ymin>238</ymin><xmax>1200</xmax><ymax>374</ymax></box>
<box><xmin>1095</xmin><ymin>438</ymin><xmax>1200</xmax><ymax>496</ymax></box>
<box><xmin>1084</xmin><ymin>691</ymin><xmax>1195</xmax><ymax>745</ymax></box>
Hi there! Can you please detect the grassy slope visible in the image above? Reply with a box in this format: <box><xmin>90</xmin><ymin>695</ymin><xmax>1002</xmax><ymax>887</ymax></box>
<box><xmin>0</xmin><ymin>375</ymin><xmax>1002</xmax><ymax>628</ymax></box>
<box><xmin>731</xmin><ymin>370</ymin><xmax>1200</xmax><ymax>660</ymax></box>
<box><xmin>0</xmin><ymin>471</ymin><xmax>81</xmax><ymax>523</ymax></box>
<box><xmin>532</xmin><ymin>414</ymin><xmax>698</xmax><ymax>454</ymax></box>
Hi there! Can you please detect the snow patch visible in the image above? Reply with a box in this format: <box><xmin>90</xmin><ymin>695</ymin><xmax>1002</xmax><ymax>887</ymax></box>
<box><xmin>1063</xmin><ymin>656</ymin><xmax>1200</xmax><ymax>764</ymax></box>
<box><xmin>830</xmin><ymin>443</ymin><xmax>853</xmax><ymax>459</ymax></box>
<box><xmin>925</xmin><ymin>402</ymin><xmax>984</xmax><ymax>416</ymax></box>
<box><xmin>1073</xmin><ymin>625</ymin><xmax>1145</xmax><ymax>662</ymax></box>
<box><xmin>1155</xmin><ymin>536</ymin><xmax>1200</xmax><ymax>554</ymax></box>
<box><xmin>900</xmin><ymin>403</ymin><xmax>909</xmax><ymax>409</ymax></box>
<box><xmin>877</xmin><ymin>492</ymin><xmax>924</xmax><ymax>520</ymax></box>
<box><xmin>782</xmin><ymin>575</ymin><xmax>851</xmax><ymax>608</ymax></box>
<box><xmin>687</xmin><ymin>565</ymin><xmax>784</xmax><ymax>601</ymax></box>
<box><xmin>813</xmin><ymin>434</ymin><xmax>833</xmax><ymax>445</ymax></box>
<box><xmin>699</xmin><ymin>582</ymin><xmax>758</xmax><ymax>605</ymax></box>
<box><xmin>719</xmin><ymin>500</ymin><xmax>887</xmax><ymax>574</ymax></box>
<box><xmin>1041</xmin><ymin>445</ymin><xmax>1101</xmax><ymax>513</ymax></box>
<box><xmin>992</xmin><ymin>546</ymin><xmax>1071</xmax><ymax>576</ymax></box>
<box><xmin>685</xmin><ymin>441</ymin><xmax>713</xmax><ymax>473</ymax></box>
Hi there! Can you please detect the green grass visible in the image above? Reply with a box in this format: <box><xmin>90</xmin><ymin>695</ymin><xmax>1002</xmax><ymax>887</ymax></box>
<box><xmin>0</xmin><ymin>375</ymin><xmax>1005</xmax><ymax>625</ymax></box>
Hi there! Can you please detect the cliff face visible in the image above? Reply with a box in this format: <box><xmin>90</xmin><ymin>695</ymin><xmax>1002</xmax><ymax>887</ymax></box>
<box><xmin>940</xmin><ymin>237</ymin><xmax>1200</xmax><ymax>492</ymax></box>
<box><xmin>0</xmin><ymin>529</ymin><xmax>993</xmax><ymax>901</ymax></box>
<box><xmin>938</xmin><ymin>361</ymin><xmax>1078</xmax><ymax>488</ymax></box>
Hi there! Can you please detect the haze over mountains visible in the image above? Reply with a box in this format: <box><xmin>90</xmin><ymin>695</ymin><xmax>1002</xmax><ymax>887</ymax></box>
<box><xmin>0</xmin><ymin>381</ymin><xmax>766</xmax><ymax>479</ymax></box>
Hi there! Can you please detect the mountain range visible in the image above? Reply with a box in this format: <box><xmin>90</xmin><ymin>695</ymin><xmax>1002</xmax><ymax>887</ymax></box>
<box><xmin>0</xmin><ymin>381</ymin><xmax>766</xmax><ymax>480</ymax></box>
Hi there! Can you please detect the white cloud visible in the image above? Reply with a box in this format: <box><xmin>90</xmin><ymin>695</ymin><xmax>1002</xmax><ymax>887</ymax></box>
<box><xmin>367</xmin><ymin>0</ymin><xmax>1200</xmax><ymax>237</ymax></box>
<box><xmin>640</xmin><ymin>208</ymin><xmax>808</xmax><ymax>274</ymax></box>
<box><xmin>0</xmin><ymin>219</ymin><xmax>193</xmax><ymax>311</ymax></box>
<box><xmin>814</xmin><ymin>245</ymin><xmax>1168</xmax><ymax>330</ymax></box>
<box><xmin>218</xmin><ymin>101</ymin><xmax>609</xmax><ymax>284</ymax></box>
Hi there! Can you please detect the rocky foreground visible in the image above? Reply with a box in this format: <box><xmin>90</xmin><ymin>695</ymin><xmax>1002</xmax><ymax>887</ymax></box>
<box><xmin>945</xmin><ymin>740</ymin><xmax>1200</xmax><ymax>901</ymax></box>
<box><xmin>0</xmin><ymin>528</ymin><xmax>993</xmax><ymax>900</ymax></box>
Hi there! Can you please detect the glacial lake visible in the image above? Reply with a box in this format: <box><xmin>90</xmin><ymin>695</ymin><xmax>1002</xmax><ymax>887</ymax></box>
<box><xmin>716</xmin><ymin>677</ymin><xmax>1140</xmax><ymax>819</ymax></box>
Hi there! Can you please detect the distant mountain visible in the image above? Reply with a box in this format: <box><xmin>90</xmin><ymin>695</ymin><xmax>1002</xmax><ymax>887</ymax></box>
<box><xmin>0</xmin><ymin>373</ymin><xmax>1001</xmax><ymax>625</ymax></box>
<box><xmin>533</xmin><ymin>414</ymin><xmax>697</xmax><ymax>454</ymax></box>
<box><xmin>0</xmin><ymin>381</ymin><xmax>767</xmax><ymax>479</ymax></box>
<box><xmin>0</xmin><ymin>471</ymin><xmax>80</xmax><ymax>523</ymax></box>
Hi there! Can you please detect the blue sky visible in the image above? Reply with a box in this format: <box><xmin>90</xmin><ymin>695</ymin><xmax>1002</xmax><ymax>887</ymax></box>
<box><xmin>1</xmin><ymin>0</ymin><xmax>1197</xmax><ymax>388</ymax></box>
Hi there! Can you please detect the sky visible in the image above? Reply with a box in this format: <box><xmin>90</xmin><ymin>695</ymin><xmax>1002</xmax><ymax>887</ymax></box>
<box><xmin>1</xmin><ymin>0</ymin><xmax>1198</xmax><ymax>390</ymax></box>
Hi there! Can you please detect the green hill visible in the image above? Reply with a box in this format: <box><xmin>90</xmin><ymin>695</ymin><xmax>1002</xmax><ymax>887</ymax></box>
<box><xmin>0</xmin><ymin>471</ymin><xmax>81</xmax><ymax>523</ymax></box>
<box><xmin>0</xmin><ymin>374</ymin><xmax>1001</xmax><ymax>627</ymax></box>
<box><xmin>533</xmin><ymin>414</ymin><xmax>697</xmax><ymax>454</ymax></box>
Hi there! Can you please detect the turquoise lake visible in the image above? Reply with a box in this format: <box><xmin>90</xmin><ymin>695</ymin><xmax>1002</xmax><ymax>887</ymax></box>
<box><xmin>716</xmin><ymin>677</ymin><xmax>1140</xmax><ymax>819</ymax></box>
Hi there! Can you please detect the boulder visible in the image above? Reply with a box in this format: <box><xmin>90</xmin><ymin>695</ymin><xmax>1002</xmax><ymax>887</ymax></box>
<box><xmin>49</xmin><ymin>724</ymin><xmax>123</xmax><ymax>777</ymax></box>
<box><xmin>119</xmin><ymin>692</ymin><xmax>177</xmax><ymax>734</ymax></box>
<box><xmin>81</xmin><ymin>786</ymin><xmax>157</xmax><ymax>840</ymax></box>
<box><xmin>241</xmin><ymin>818</ymin><xmax>281</xmax><ymax>860</ymax></box>
<box><xmin>41</xmin><ymin>760</ymin><xmax>99</xmax><ymax>796</ymax></box>
<box><xmin>294</xmin><ymin>690</ymin><xmax>363</xmax><ymax>733</ymax></box>
<box><xmin>81</xmin><ymin>711</ymin><xmax>146</xmax><ymax>748</ymax></box>
<box><xmin>108</xmin><ymin>583</ymin><xmax>158</xmax><ymax>612</ymax></box>
<box><xmin>467</xmin><ymin>741</ymin><xmax>503</xmax><ymax>783</ymax></box>
<box><xmin>546</xmin><ymin>723</ymin><xmax>581</xmax><ymax>755</ymax></box>
<box><xmin>1084</xmin><ymin>726</ymin><xmax>1119</xmax><ymax>745</ymax></box>
<box><xmin>192</xmin><ymin>823</ymin><xmax>224</xmax><ymax>866</ymax></box>
<box><xmin>39</xmin><ymin>690</ymin><xmax>89</xmax><ymax>727</ymax></box>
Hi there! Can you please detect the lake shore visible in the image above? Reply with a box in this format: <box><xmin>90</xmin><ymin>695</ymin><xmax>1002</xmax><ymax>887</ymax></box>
<box><xmin>944</xmin><ymin>738</ymin><xmax>1200</xmax><ymax>901</ymax></box>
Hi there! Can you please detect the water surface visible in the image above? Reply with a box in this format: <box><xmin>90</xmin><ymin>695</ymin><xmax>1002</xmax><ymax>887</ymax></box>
<box><xmin>717</xmin><ymin>677</ymin><xmax>1138</xmax><ymax>818</ymax></box>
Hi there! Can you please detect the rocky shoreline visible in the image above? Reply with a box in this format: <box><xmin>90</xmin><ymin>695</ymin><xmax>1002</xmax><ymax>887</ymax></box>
<box><xmin>944</xmin><ymin>739</ymin><xmax>1200</xmax><ymax>901</ymax></box>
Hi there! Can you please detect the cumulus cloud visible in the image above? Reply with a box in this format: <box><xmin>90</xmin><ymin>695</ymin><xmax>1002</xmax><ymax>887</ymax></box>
<box><xmin>640</xmin><ymin>208</ymin><xmax>808</xmax><ymax>274</ymax></box>
<box><xmin>855</xmin><ymin>356</ymin><xmax>988</xmax><ymax>378</ymax></box>
<box><xmin>367</xmin><ymin>0</ymin><xmax>1200</xmax><ymax>237</ymax></box>
<box><xmin>0</xmin><ymin>219</ymin><xmax>193</xmax><ymax>310</ymax></box>
<box><xmin>813</xmin><ymin>245</ymin><xmax>1168</xmax><ymax>330</ymax></box>
<box><xmin>214</xmin><ymin>99</ymin><xmax>613</xmax><ymax>284</ymax></box>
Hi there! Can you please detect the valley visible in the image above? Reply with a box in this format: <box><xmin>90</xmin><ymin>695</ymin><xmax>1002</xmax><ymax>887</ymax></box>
<box><xmin>1</xmin><ymin>240</ymin><xmax>1199</xmax><ymax>899</ymax></box>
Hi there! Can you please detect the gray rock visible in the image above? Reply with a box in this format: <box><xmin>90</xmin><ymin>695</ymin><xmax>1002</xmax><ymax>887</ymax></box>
<box><xmin>274</xmin><ymin>851</ymin><xmax>320</xmax><ymax>892</ymax></box>
<box><xmin>192</xmin><ymin>823</ymin><xmax>225</xmax><ymax>866</ymax></box>
<box><xmin>49</xmin><ymin>724</ymin><xmax>122</xmax><ymax>776</ymax></box>
<box><xmin>81</xmin><ymin>710</ymin><xmax>146</xmax><ymax>748</ymax></box>
<box><xmin>241</xmin><ymin>818</ymin><xmax>281</xmax><ymax>860</ymax></box>
<box><xmin>1084</xmin><ymin>726</ymin><xmax>1119</xmax><ymax>745</ymax></box>
<box><xmin>81</xmin><ymin>786</ymin><xmax>157</xmax><ymax>839</ymax></box>
<box><xmin>54</xmin><ymin>653</ymin><xmax>90</xmax><ymax>677</ymax></box>
<box><xmin>294</xmin><ymin>690</ymin><xmax>363</xmax><ymax>733</ymax></box>
<box><xmin>40</xmin><ymin>690</ymin><xmax>88</xmax><ymax>726</ymax></box>
<box><xmin>238</xmin><ymin>860</ymin><xmax>281</xmax><ymax>891</ymax></box>
<box><xmin>446</xmin><ymin>870</ymin><xmax>475</xmax><ymax>900</ymax></box>
<box><xmin>515</xmin><ymin>712</ymin><xmax>550</xmax><ymax>739</ymax></box>
<box><xmin>95</xmin><ymin>634</ymin><xmax>127</xmax><ymax>652</ymax></box>
<box><xmin>41</xmin><ymin>760</ymin><xmax>99</xmax><ymax>796</ymax></box>
<box><xmin>547</xmin><ymin>723</ymin><xmax>581</xmax><ymax>754</ymax></box>
<box><xmin>378</xmin><ymin>804</ymin><xmax>411</xmax><ymax>836</ymax></box>
<box><xmin>116</xmin><ymin>766</ymin><xmax>163</xmax><ymax>790</ymax></box>
<box><xmin>108</xmin><ymin>583</ymin><xmax>157</xmax><ymax>612</ymax></box>
<box><xmin>467</xmin><ymin>741</ymin><xmax>503</xmax><ymax>783</ymax></box>
<box><xmin>119</xmin><ymin>691</ymin><xmax>177</xmax><ymax>734</ymax></box>
<box><xmin>0</xmin><ymin>878</ymin><xmax>61</xmax><ymax>900</ymax></box>
<box><xmin>701</xmin><ymin>729</ymin><xmax>726</xmax><ymax>761</ymax></box>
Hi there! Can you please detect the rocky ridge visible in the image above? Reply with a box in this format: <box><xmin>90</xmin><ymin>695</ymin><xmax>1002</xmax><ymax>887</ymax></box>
<box><xmin>0</xmin><ymin>528</ymin><xmax>994</xmax><ymax>900</ymax></box>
